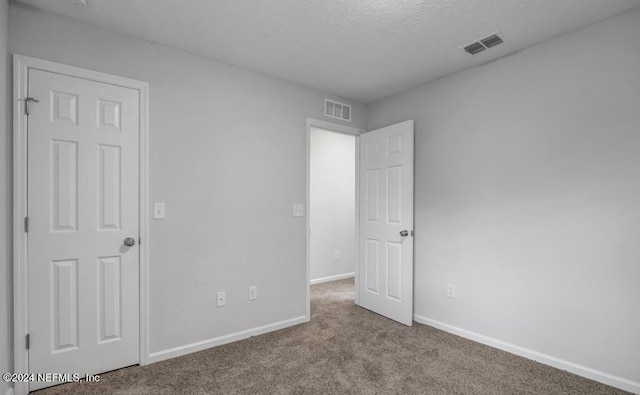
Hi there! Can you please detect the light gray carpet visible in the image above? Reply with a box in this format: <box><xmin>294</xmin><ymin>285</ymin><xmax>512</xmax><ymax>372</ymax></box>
<box><xmin>35</xmin><ymin>278</ymin><xmax>629</xmax><ymax>394</ymax></box>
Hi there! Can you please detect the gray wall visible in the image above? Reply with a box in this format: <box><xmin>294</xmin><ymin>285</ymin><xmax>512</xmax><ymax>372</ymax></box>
<box><xmin>7</xmin><ymin>3</ymin><xmax>366</xmax><ymax>356</ymax></box>
<box><xmin>1</xmin><ymin>0</ymin><xmax>11</xmax><ymax>394</ymax></box>
<box><xmin>310</xmin><ymin>128</ymin><xmax>356</xmax><ymax>281</ymax></box>
<box><xmin>367</xmin><ymin>8</ymin><xmax>640</xmax><ymax>384</ymax></box>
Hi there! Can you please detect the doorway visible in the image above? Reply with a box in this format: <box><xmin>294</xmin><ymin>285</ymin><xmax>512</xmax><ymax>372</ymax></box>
<box><xmin>305</xmin><ymin>118</ymin><xmax>415</xmax><ymax>326</ymax></box>
<box><xmin>309</xmin><ymin>127</ymin><xmax>357</xmax><ymax>285</ymax></box>
<box><xmin>305</xmin><ymin>119</ymin><xmax>364</xmax><ymax>320</ymax></box>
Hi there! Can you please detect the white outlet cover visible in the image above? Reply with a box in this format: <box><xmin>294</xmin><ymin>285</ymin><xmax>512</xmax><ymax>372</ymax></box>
<box><xmin>249</xmin><ymin>286</ymin><xmax>257</xmax><ymax>301</ymax></box>
<box><xmin>292</xmin><ymin>204</ymin><xmax>304</xmax><ymax>217</ymax></box>
<box><xmin>447</xmin><ymin>284</ymin><xmax>456</xmax><ymax>298</ymax></box>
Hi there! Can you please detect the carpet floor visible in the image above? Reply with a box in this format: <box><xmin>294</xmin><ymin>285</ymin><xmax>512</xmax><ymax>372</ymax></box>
<box><xmin>35</xmin><ymin>278</ymin><xmax>629</xmax><ymax>394</ymax></box>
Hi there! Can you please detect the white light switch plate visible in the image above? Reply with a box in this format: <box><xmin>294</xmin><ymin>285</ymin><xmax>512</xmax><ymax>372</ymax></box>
<box><xmin>153</xmin><ymin>202</ymin><xmax>165</xmax><ymax>219</ymax></box>
<box><xmin>292</xmin><ymin>204</ymin><xmax>304</xmax><ymax>217</ymax></box>
<box><xmin>217</xmin><ymin>291</ymin><xmax>226</xmax><ymax>307</ymax></box>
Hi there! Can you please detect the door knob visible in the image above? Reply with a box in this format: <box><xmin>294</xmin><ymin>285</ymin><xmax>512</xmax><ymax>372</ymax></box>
<box><xmin>123</xmin><ymin>237</ymin><xmax>136</xmax><ymax>247</ymax></box>
<box><xmin>400</xmin><ymin>230</ymin><xmax>409</xmax><ymax>237</ymax></box>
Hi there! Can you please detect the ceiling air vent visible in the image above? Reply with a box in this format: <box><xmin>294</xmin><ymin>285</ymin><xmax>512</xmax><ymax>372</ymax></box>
<box><xmin>463</xmin><ymin>42</ymin><xmax>486</xmax><ymax>55</ymax></box>
<box><xmin>480</xmin><ymin>34</ymin><xmax>504</xmax><ymax>48</ymax></box>
<box><xmin>324</xmin><ymin>99</ymin><xmax>351</xmax><ymax>122</ymax></box>
<box><xmin>461</xmin><ymin>32</ymin><xmax>505</xmax><ymax>55</ymax></box>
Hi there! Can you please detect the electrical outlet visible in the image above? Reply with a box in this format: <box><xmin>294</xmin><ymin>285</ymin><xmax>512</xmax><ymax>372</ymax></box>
<box><xmin>292</xmin><ymin>204</ymin><xmax>304</xmax><ymax>217</ymax></box>
<box><xmin>447</xmin><ymin>284</ymin><xmax>456</xmax><ymax>298</ymax></box>
<box><xmin>248</xmin><ymin>286</ymin><xmax>257</xmax><ymax>301</ymax></box>
<box><xmin>334</xmin><ymin>251</ymin><xmax>340</xmax><ymax>260</ymax></box>
<box><xmin>216</xmin><ymin>291</ymin><xmax>226</xmax><ymax>307</ymax></box>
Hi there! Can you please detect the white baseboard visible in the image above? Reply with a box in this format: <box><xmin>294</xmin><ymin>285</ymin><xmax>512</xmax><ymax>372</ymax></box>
<box><xmin>414</xmin><ymin>315</ymin><xmax>640</xmax><ymax>394</ymax></box>
<box><xmin>310</xmin><ymin>272</ymin><xmax>355</xmax><ymax>285</ymax></box>
<box><xmin>147</xmin><ymin>315</ymin><xmax>307</xmax><ymax>364</ymax></box>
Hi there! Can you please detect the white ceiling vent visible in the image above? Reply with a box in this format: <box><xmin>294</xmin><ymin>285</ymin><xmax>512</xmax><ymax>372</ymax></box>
<box><xmin>324</xmin><ymin>99</ymin><xmax>351</xmax><ymax>122</ymax></box>
<box><xmin>461</xmin><ymin>32</ymin><xmax>505</xmax><ymax>55</ymax></box>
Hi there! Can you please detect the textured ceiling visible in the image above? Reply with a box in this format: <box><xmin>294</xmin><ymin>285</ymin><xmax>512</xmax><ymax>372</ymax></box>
<box><xmin>15</xmin><ymin>0</ymin><xmax>640</xmax><ymax>103</ymax></box>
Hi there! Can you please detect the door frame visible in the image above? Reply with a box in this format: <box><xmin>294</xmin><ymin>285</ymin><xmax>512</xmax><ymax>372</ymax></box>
<box><xmin>12</xmin><ymin>55</ymin><xmax>150</xmax><ymax>395</ymax></box>
<box><xmin>305</xmin><ymin>118</ymin><xmax>365</xmax><ymax>320</ymax></box>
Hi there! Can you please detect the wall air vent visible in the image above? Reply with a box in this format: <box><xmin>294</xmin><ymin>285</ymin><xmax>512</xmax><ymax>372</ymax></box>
<box><xmin>461</xmin><ymin>32</ymin><xmax>505</xmax><ymax>55</ymax></box>
<box><xmin>324</xmin><ymin>99</ymin><xmax>351</xmax><ymax>122</ymax></box>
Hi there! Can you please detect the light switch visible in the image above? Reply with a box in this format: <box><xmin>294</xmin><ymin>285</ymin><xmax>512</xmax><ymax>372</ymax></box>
<box><xmin>292</xmin><ymin>204</ymin><xmax>304</xmax><ymax>217</ymax></box>
<box><xmin>153</xmin><ymin>202</ymin><xmax>165</xmax><ymax>219</ymax></box>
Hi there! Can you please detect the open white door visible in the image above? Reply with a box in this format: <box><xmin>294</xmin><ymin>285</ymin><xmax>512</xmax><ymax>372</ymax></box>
<box><xmin>358</xmin><ymin>120</ymin><xmax>414</xmax><ymax>326</ymax></box>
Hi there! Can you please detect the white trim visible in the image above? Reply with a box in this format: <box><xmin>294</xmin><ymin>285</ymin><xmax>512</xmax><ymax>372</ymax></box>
<box><xmin>307</xmin><ymin>118</ymin><xmax>362</xmax><ymax>135</ymax></box>
<box><xmin>147</xmin><ymin>316</ymin><xmax>307</xmax><ymax>364</ymax></box>
<box><xmin>353</xmin><ymin>135</ymin><xmax>360</xmax><ymax>306</ymax></box>
<box><xmin>305</xmin><ymin>118</ymin><xmax>364</xmax><ymax>322</ymax></box>
<box><xmin>310</xmin><ymin>272</ymin><xmax>355</xmax><ymax>285</ymax></box>
<box><xmin>12</xmin><ymin>54</ymin><xmax>29</xmax><ymax>395</ymax></box>
<box><xmin>414</xmin><ymin>315</ymin><xmax>640</xmax><ymax>394</ymax></box>
<box><xmin>12</xmin><ymin>55</ymin><xmax>150</xmax><ymax>395</ymax></box>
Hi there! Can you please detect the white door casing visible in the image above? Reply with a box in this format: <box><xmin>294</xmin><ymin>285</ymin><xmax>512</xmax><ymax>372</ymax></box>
<box><xmin>358</xmin><ymin>120</ymin><xmax>414</xmax><ymax>326</ymax></box>
<box><xmin>27</xmin><ymin>69</ymin><xmax>140</xmax><ymax>391</ymax></box>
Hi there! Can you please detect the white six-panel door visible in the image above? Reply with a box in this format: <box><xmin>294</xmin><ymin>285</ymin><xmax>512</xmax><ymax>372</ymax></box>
<box><xmin>27</xmin><ymin>69</ymin><xmax>140</xmax><ymax>390</ymax></box>
<box><xmin>359</xmin><ymin>120</ymin><xmax>414</xmax><ymax>326</ymax></box>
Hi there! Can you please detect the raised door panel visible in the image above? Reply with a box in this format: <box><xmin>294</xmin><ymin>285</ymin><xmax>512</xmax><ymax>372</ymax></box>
<box><xmin>386</xmin><ymin>242</ymin><xmax>402</xmax><ymax>301</ymax></box>
<box><xmin>98</xmin><ymin>99</ymin><xmax>122</xmax><ymax>131</ymax></box>
<box><xmin>51</xmin><ymin>140</ymin><xmax>79</xmax><ymax>232</ymax></box>
<box><xmin>51</xmin><ymin>91</ymin><xmax>78</xmax><ymax>125</ymax></box>
<box><xmin>366</xmin><ymin>170</ymin><xmax>380</xmax><ymax>223</ymax></box>
<box><xmin>98</xmin><ymin>256</ymin><xmax>122</xmax><ymax>343</ymax></box>
<box><xmin>365</xmin><ymin>239</ymin><xmax>380</xmax><ymax>294</ymax></box>
<box><xmin>98</xmin><ymin>145</ymin><xmax>122</xmax><ymax>230</ymax></box>
<box><xmin>387</xmin><ymin>165</ymin><xmax>402</xmax><ymax>224</ymax></box>
<box><xmin>387</xmin><ymin>135</ymin><xmax>402</xmax><ymax>155</ymax></box>
<box><xmin>51</xmin><ymin>259</ymin><xmax>79</xmax><ymax>352</ymax></box>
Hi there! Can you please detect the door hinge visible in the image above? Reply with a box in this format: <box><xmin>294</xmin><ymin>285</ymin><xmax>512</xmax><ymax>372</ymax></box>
<box><xmin>26</xmin><ymin>334</ymin><xmax>30</xmax><ymax>350</ymax></box>
<box><xmin>411</xmin><ymin>230</ymin><xmax>414</xmax><ymax>237</ymax></box>
<box><xmin>25</xmin><ymin>217</ymin><xmax>29</xmax><ymax>233</ymax></box>
<box><xmin>24</xmin><ymin>97</ymin><xmax>40</xmax><ymax>116</ymax></box>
